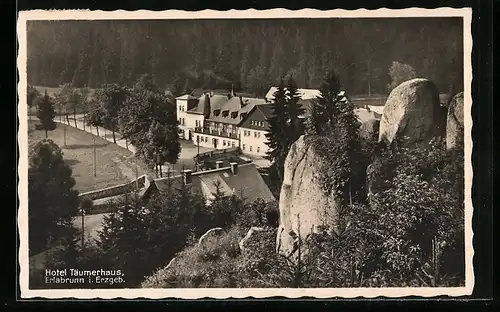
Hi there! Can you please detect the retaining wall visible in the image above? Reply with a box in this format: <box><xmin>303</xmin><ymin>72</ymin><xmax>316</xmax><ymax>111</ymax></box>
<box><xmin>79</xmin><ymin>175</ymin><xmax>148</xmax><ymax>201</ymax></box>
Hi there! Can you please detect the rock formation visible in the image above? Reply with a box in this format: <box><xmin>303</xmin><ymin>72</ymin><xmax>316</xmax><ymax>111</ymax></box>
<box><xmin>239</xmin><ymin>227</ymin><xmax>266</xmax><ymax>251</ymax></box>
<box><xmin>446</xmin><ymin>92</ymin><xmax>464</xmax><ymax>150</ymax></box>
<box><xmin>378</xmin><ymin>78</ymin><xmax>446</xmax><ymax>146</ymax></box>
<box><xmin>276</xmin><ymin>135</ymin><xmax>340</xmax><ymax>257</ymax></box>
<box><xmin>198</xmin><ymin>227</ymin><xmax>224</xmax><ymax>246</ymax></box>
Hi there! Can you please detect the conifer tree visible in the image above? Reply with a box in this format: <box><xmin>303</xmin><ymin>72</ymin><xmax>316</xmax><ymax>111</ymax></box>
<box><xmin>265</xmin><ymin>79</ymin><xmax>290</xmax><ymax>186</ymax></box>
<box><xmin>286</xmin><ymin>77</ymin><xmax>305</xmax><ymax>142</ymax></box>
<box><xmin>171</xmin><ymin>72</ymin><xmax>183</xmax><ymax>97</ymax></box>
<box><xmin>28</xmin><ymin>139</ymin><xmax>79</xmax><ymax>255</ymax></box>
<box><xmin>27</xmin><ymin>85</ymin><xmax>40</xmax><ymax>121</ymax></box>
<box><xmin>36</xmin><ymin>90</ymin><xmax>57</xmax><ymax>138</ymax></box>
<box><xmin>309</xmin><ymin>70</ymin><xmax>365</xmax><ymax>206</ymax></box>
<box><xmin>183</xmin><ymin>78</ymin><xmax>193</xmax><ymax>95</ymax></box>
<box><xmin>306</xmin><ymin>70</ymin><xmax>343</xmax><ymax>136</ymax></box>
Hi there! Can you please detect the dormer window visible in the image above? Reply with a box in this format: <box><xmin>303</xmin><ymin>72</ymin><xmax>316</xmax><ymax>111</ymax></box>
<box><xmin>231</xmin><ymin>112</ymin><xmax>238</xmax><ymax>118</ymax></box>
<box><xmin>222</xmin><ymin>110</ymin><xmax>229</xmax><ymax>118</ymax></box>
<box><xmin>214</xmin><ymin>109</ymin><xmax>221</xmax><ymax>116</ymax></box>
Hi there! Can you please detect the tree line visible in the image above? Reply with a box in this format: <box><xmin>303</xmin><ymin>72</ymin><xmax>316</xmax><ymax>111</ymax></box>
<box><xmin>27</xmin><ymin>18</ymin><xmax>463</xmax><ymax>96</ymax></box>
<box><xmin>28</xmin><ymin>74</ymin><xmax>182</xmax><ymax>176</ymax></box>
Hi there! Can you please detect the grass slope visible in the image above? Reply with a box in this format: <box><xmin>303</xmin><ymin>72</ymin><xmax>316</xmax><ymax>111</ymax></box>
<box><xmin>28</xmin><ymin>121</ymin><xmax>150</xmax><ymax>193</ymax></box>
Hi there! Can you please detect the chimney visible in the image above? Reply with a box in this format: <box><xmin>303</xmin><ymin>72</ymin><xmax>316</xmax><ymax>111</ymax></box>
<box><xmin>216</xmin><ymin>160</ymin><xmax>223</xmax><ymax>169</ymax></box>
<box><xmin>239</xmin><ymin>96</ymin><xmax>246</xmax><ymax>108</ymax></box>
<box><xmin>203</xmin><ymin>94</ymin><xmax>211</xmax><ymax>117</ymax></box>
<box><xmin>230</xmin><ymin>162</ymin><xmax>238</xmax><ymax>175</ymax></box>
<box><xmin>182</xmin><ymin>169</ymin><xmax>192</xmax><ymax>185</ymax></box>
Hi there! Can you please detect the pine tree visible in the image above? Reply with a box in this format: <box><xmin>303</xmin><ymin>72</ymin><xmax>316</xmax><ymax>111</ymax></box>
<box><xmin>265</xmin><ymin>79</ymin><xmax>290</xmax><ymax>186</ymax></box>
<box><xmin>305</xmin><ymin>99</ymin><xmax>322</xmax><ymax>135</ymax></box>
<box><xmin>309</xmin><ymin>70</ymin><xmax>365</xmax><ymax>206</ymax></box>
<box><xmin>36</xmin><ymin>90</ymin><xmax>57</xmax><ymax>138</ymax></box>
<box><xmin>286</xmin><ymin>77</ymin><xmax>305</xmax><ymax>143</ymax></box>
<box><xmin>27</xmin><ymin>85</ymin><xmax>41</xmax><ymax>121</ymax></box>
<box><xmin>28</xmin><ymin>139</ymin><xmax>79</xmax><ymax>255</ymax></box>
<box><xmin>239</xmin><ymin>45</ymin><xmax>251</xmax><ymax>88</ymax></box>
<box><xmin>171</xmin><ymin>72</ymin><xmax>183</xmax><ymax>97</ymax></box>
<box><xmin>72</xmin><ymin>47</ymin><xmax>91</xmax><ymax>88</ymax></box>
<box><xmin>183</xmin><ymin>78</ymin><xmax>193</xmax><ymax>95</ymax></box>
<box><xmin>307</xmin><ymin>70</ymin><xmax>343</xmax><ymax>136</ymax></box>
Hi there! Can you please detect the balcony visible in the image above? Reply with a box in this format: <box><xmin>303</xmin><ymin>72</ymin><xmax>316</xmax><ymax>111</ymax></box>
<box><xmin>194</xmin><ymin>127</ymin><xmax>239</xmax><ymax>139</ymax></box>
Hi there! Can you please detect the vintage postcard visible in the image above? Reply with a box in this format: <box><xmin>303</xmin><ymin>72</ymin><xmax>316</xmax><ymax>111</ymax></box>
<box><xmin>18</xmin><ymin>8</ymin><xmax>473</xmax><ymax>299</ymax></box>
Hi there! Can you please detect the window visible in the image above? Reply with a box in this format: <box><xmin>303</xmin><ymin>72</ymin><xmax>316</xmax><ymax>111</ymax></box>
<box><xmin>232</xmin><ymin>141</ymin><xmax>235</xmax><ymax>147</ymax></box>
<box><xmin>249</xmin><ymin>146</ymin><xmax>253</xmax><ymax>152</ymax></box>
<box><xmin>257</xmin><ymin>146</ymin><xmax>260</xmax><ymax>153</ymax></box>
<box><xmin>242</xmin><ymin>144</ymin><xmax>246</xmax><ymax>150</ymax></box>
<box><xmin>254</xmin><ymin>132</ymin><xmax>257</xmax><ymax>138</ymax></box>
<box><xmin>258</xmin><ymin>132</ymin><xmax>261</xmax><ymax>138</ymax></box>
<box><xmin>223</xmin><ymin>140</ymin><xmax>226</xmax><ymax>146</ymax></box>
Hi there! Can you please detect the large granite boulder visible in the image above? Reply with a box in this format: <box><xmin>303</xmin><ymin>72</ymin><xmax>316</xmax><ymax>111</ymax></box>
<box><xmin>446</xmin><ymin>92</ymin><xmax>464</xmax><ymax>149</ymax></box>
<box><xmin>378</xmin><ymin>78</ymin><xmax>446</xmax><ymax>146</ymax></box>
<box><xmin>276</xmin><ymin>135</ymin><xmax>340</xmax><ymax>257</ymax></box>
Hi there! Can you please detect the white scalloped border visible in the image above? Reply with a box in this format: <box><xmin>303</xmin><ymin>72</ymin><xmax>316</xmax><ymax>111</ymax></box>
<box><xmin>17</xmin><ymin>7</ymin><xmax>474</xmax><ymax>299</ymax></box>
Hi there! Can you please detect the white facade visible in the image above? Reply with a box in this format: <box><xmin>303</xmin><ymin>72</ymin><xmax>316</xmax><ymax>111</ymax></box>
<box><xmin>176</xmin><ymin>96</ymin><xmax>205</xmax><ymax>140</ymax></box>
<box><xmin>238</xmin><ymin>127</ymin><xmax>270</xmax><ymax>157</ymax></box>
<box><xmin>192</xmin><ymin>132</ymin><xmax>239</xmax><ymax>150</ymax></box>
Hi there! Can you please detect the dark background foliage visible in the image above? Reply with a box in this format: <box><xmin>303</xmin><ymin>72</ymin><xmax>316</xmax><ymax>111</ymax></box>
<box><xmin>27</xmin><ymin>18</ymin><xmax>463</xmax><ymax>96</ymax></box>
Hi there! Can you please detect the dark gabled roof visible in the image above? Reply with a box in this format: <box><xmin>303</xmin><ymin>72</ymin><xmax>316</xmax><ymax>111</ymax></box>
<box><xmin>147</xmin><ymin>163</ymin><xmax>275</xmax><ymax>204</ymax></box>
<box><xmin>184</xmin><ymin>94</ymin><xmax>227</xmax><ymax>115</ymax></box>
<box><xmin>239</xmin><ymin>104</ymin><xmax>273</xmax><ymax>131</ymax></box>
<box><xmin>206</xmin><ymin>97</ymin><xmax>267</xmax><ymax>125</ymax></box>
<box><xmin>151</xmin><ymin>174</ymin><xmax>203</xmax><ymax>195</ymax></box>
<box><xmin>219</xmin><ymin>164</ymin><xmax>276</xmax><ymax>203</ymax></box>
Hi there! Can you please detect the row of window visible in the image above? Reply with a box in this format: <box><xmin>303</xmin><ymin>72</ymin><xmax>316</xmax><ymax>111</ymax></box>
<box><xmin>179</xmin><ymin>105</ymin><xmax>186</xmax><ymax>112</ymax></box>
<box><xmin>196</xmin><ymin>134</ymin><xmax>265</xmax><ymax>154</ymax></box>
<box><xmin>196</xmin><ymin>135</ymin><xmax>208</xmax><ymax>143</ymax></box>
<box><xmin>222</xmin><ymin>140</ymin><xmax>236</xmax><ymax>147</ymax></box>
<box><xmin>178</xmin><ymin>118</ymin><xmax>185</xmax><ymax>126</ymax></box>
<box><xmin>242</xmin><ymin>130</ymin><xmax>262</xmax><ymax>138</ymax></box>
<box><xmin>250</xmin><ymin>120</ymin><xmax>265</xmax><ymax>127</ymax></box>
<box><xmin>242</xmin><ymin>144</ymin><xmax>261</xmax><ymax>153</ymax></box>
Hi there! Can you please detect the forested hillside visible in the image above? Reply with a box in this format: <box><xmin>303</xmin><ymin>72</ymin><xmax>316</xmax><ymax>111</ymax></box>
<box><xmin>27</xmin><ymin>18</ymin><xmax>463</xmax><ymax>96</ymax></box>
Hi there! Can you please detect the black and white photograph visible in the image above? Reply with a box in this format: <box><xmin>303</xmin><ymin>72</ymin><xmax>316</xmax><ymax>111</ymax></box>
<box><xmin>18</xmin><ymin>8</ymin><xmax>473</xmax><ymax>298</ymax></box>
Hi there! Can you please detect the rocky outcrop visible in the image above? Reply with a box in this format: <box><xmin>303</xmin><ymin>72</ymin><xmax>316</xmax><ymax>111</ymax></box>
<box><xmin>276</xmin><ymin>135</ymin><xmax>340</xmax><ymax>257</ymax></box>
<box><xmin>378</xmin><ymin>78</ymin><xmax>446</xmax><ymax>146</ymax></box>
<box><xmin>198</xmin><ymin>227</ymin><xmax>224</xmax><ymax>246</ymax></box>
<box><xmin>239</xmin><ymin>227</ymin><xmax>266</xmax><ymax>251</ymax></box>
<box><xmin>446</xmin><ymin>92</ymin><xmax>464</xmax><ymax>149</ymax></box>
